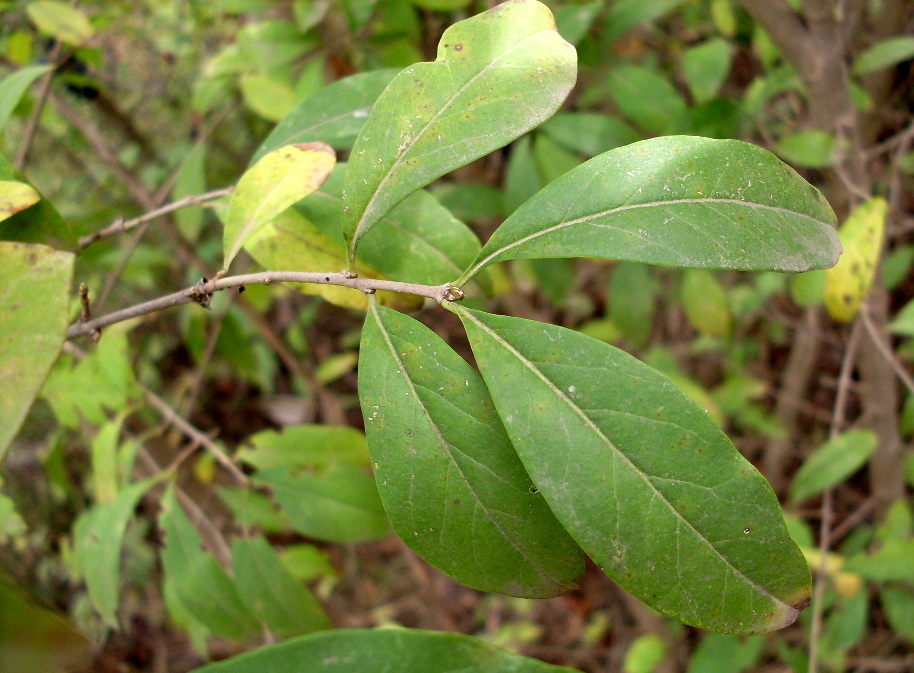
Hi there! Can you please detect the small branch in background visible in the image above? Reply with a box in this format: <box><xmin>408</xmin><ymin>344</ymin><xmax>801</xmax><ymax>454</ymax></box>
<box><xmin>136</xmin><ymin>448</ymin><xmax>233</xmax><ymax>569</ymax></box>
<box><xmin>78</xmin><ymin>187</ymin><xmax>233</xmax><ymax>250</ymax></box>
<box><xmin>859</xmin><ymin>306</ymin><xmax>914</xmax><ymax>395</ymax></box>
<box><xmin>49</xmin><ymin>90</ymin><xmax>157</xmax><ymax>209</ymax></box>
<box><xmin>14</xmin><ymin>43</ymin><xmax>63</xmax><ymax>170</ymax></box>
<box><xmin>141</xmin><ymin>387</ymin><xmax>249</xmax><ymax>488</ymax></box>
<box><xmin>764</xmin><ymin>307</ymin><xmax>821</xmax><ymax>495</ymax></box>
<box><xmin>67</xmin><ymin>271</ymin><xmax>460</xmax><ymax>340</ymax></box>
<box><xmin>808</xmin><ymin>318</ymin><xmax>862</xmax><ymax>673</ymax></box>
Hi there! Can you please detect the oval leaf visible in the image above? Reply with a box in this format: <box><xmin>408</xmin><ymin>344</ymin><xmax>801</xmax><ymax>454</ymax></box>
<box><xmin>359</xmin><ymin>300</ymin><xmax>583</xmax><ymax>597</ymax></box>
<box><xmin>26</xmin><ymin>1</ymin><xmax>94</xmax><ymax>46</ymax></box>
<box><xmin>253</xmin><ymin>69</ymin><xmax>399</xmax><ymax>161</ymax></box>
<box><xmin>452</xmin><ymin>306</ymin><xmax>811</xmax><ymax>634</ymax></box>
<box><xmin>0</xmin><ymin>242</ymin><xmax>73</xmax><ymax>462</ymax></box>
<box><xmin>0</xmin><ymin>65</ymin><xmax>53</xmax><ymax>132</ymax></box>
<box><xmin>158</xmin><ymin>485</ymin><xmax>260</xmax><ymax>641</ymax></box>
<box><xmin>223</xmin><ymin>142</ymin><xmax>336</xmax><ymax>270</ymax></box>
<box><xmin>457</xmin><ymin>136</ymin><xmax>840</xmax><ymax>285</ymax></box>
<box><xmin>853</xmin><ymin>36</ymin><xmax>914</xmax><ymax>75</ymax></box>
<box><xmin>73</xmin><ymin>476</ymin><xmax>161</xmax><ymax>627</ymax></box>
<box><xmin>189</xmin><ymin>628</ymin><xmax>576</xmax><ymax>673</ymax></box>
<box><xmin>825</xmin><ymin>196</ymin><xmax>887</xmax><ymax>322</ymax></box>
<box><xmin>342</xmin><ymin>0</ymin><xmax>577</xmax><ymax>261</ymax></box>
<box><xmin>231</xmin><ymin>536</ymin><xmax>330</xmax><ymax>638</ymax></box>
<box><xmin>790</xmin><ymin>430</ymin><xmax>878</xmax><ymax>504</ymax></box>
<box><xmin>253</xmin><ymin>464</ymin><xmax>391</xmax><ymax>544</ymax></box>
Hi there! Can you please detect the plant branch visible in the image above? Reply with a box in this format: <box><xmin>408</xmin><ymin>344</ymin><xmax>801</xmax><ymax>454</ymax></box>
<box><xmin>78</xmin><ymin>187</ymin><xmax>233</xmax><ymax>250</ymax></box>
<box><xmin>141</xmin><ymin>387</ymin><xmax>249</xmax><ymax>488</ymax></box>
<box><xmin>14</xmin><ymin>43</ymin><xmax>63</xmax><ymax>170</ymax></box>
<box><xmin>68</xmin><ymin>272</ymin><xmax>461</xmax><ymax>339</ymax></box>
<box><xmin>809</xmin><ymin>317</ymin><xmax>862</xmax><ymax>673</ymax></box>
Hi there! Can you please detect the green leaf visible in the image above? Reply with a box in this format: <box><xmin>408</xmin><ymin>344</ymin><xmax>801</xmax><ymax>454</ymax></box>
<box><xmin>359</xmin><ymin>301</ymin><xmax>583</xmax><ymax>597</ymax></box>
<box><xmin>847</xmin><ymin>539</ymin><xmax>914</xmax><ymax>583</ymax></box>
<box><xmin>0</xmin><ymin>242</ymin><xmax>73</xmax><ymax>463</ymax></box>
<box><xmin>218</xmin><ymin>486</ymin><xmax>292</xmax><ymax>533</ymax></box>
<box><xmin>238</xmin><ymin>424</ymin><xmax>370</xmax><ymax>470</ymax></box>
<box><xmin>790</xmin><ymin>430</ymin><xmax>877</xmax><ymax>504</ymax></box>
<box><xmin>853</xmin><ymin>36</ymin><xmax>914</xmax><ymax>75</ymax></box>
<box><xmin>431</xmin><ymin>182</ymin><xmax>504</xmax><ymax>222</ymax></box>
<box><xmin>0</xmin><ymin>155</ymin><xmax>74</xmax><ymax>248</ymax></box>
<box><xmin>603</xmin><ymin>0</ymin><xmax>687</xmax><ymax>43</ymax></box>
<box><xmin>223</xmin><ymin>142</ymin><xmax>336</xmax><ymax>270</ymax></box>
<box><xmin>554</xmin><ymin>1</ymin><xmax>603</xmax><ymax>46</ymax></box>
<box><xmin>540</xmin><ymin>112</ymin><xmax>642</xmax><ymax>157</ymax></box>
<box><xmin>880</xmin><ymin>587</ymin><xmax>914</xmax><ymax>643</ymax></box>
<box><xmin>681</xmin><ymin>269</ymin><xmax>731</xmax><ymax>339</ymax></box>
<box><xmin>342</xmin><ymin>0</ymin><xmax>577</xmax><ymax>262</ymax></box>
<box><xmin>891</xmin><ymin>298</ymin><xmax>914</xmax><ymax>338</ymax></box>
<box><xmin>774</xmin><ymin>130</ymin><xmax>839</xmax><ymax>169</ymax></box>
<box><xmin>189</xmin><ymin>628</ymin><xmax>577</xmax><ymax>673</ymax></box>
<box><xmin>42</xmin><ymin>328</ymin><xmax>139</xmax><ymax>429</ymax></box>
<box><xmin>239</xmin><ymin>74</ymin><xmax>297</xmax><ymax>123</ymax></box>
<box><xmin>609</xmin><ymin>262</ymin><xmax>656</xmax><ymax>347</ymax></box>
<box><xmin>457</xmin><ymin>136</ymin><xmax>840</xmax><ymax>285</ymax></box>
<box><xmin>26</xmin><ymin>1</ymin><xmax>94</xmax><ymax>46</ymax></box>
<box><xmin>159</xmin><ymin>485</ymin><xmax>260</xmax><ymax>641</ymax></box>
<box><xmin>452</xmin><ymin>307</ymin><xmax>811</xmax><ymax>634</ymax></box>
<box><xmin>172</xmin><ymin>144</ymin><xmax>208</xmax><ymax>240</ymax></box>
<box><xmin>686</xmin><ymin>633</ymin><xmax>765</xmax><ymax>673</ymax></box>
<box><xmin>90</xmin><ymin>414</ymin><xmax>126</xmax><ymax>504</ymax></box>
<box><xmin>533</xmin><ymin>133</ymin><xmax>583</xmax><ymax>184</ymax></box>
<box><xmin>607</xmin><ymin>66</ymin><xmax>687</xmax><ymax>135</ymax></box>
<box><xmin>623</xmin><ymin>634</ymin><xmax>667</xmax><ymax>673</ymax></box>
<box><xmin>73</xmin><ymin>476</ymin><xmax>161</xmax><ymax>627</ymax></box>
<box><xmin>231</xmin><ymin>536</ymin><xmax>330</xmax><ymax>638</ymax></box>
<box><xmin>0</xmin><ymin>65</ymin><xmax>52</xmax><ymax>132</ymax></box>
<box><xmin>504</xmin><ymin>135</ymin><xmax>543</xmax><ymax>214</ymax></box>
<box><xmin>254</xmin><ymin>464</ymin><xmax>390</xmax><ymax>543</ymax></box>
<box><xmin>682</xmin><ymin>38</ymin><xmax>732</xmax><ymax>105</ymax></box>
<box><xmin>0</xmin><ymin>181</ymin><xmax>40</xmax><ymax>224</ymax></box>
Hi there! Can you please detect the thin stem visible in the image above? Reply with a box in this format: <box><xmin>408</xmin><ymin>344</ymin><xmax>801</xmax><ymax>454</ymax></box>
<box><xmin>78</xmin><ymin>187</ymin><xmax>233</xmax><ymax>250</ymax></box>
<box><xmin>808</xmin><ymin>318</ymin><xmax>862</xmax><ymax>673</ymax></box>
<box><xmin>859</xmin><ymin>305</ymin><xmax>914</xmax><ymax>395</ymax></box>
<box><xmin>67</xmin><ymin>271</ymin><xmax>461</xmax><ymax>339</ymax></box>
<box><xmin>14</xmin><ymin>43</ymin><xmax>63</xmax><ymax>170</ymax></box>
<box><xmin>142</xmin><ymin>388</ymin><xmax>249</xmax><ymax>488</ymax></box>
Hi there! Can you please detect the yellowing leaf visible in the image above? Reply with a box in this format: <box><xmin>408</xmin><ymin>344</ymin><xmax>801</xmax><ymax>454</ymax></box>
<box><xmin>26</xmin><ymin>1</ymin><xmax>94</xmax><ymax>46</ymax></box>
<box><xmin>223</xmin><ymin>142</ymin><xmax>336</xmax><ymax>270</ymax></box>
<box><xmin>825</xmin><ymin>197</ymin><xmax>887</xmax><ymax>322</ymax></box>
<box><xmin>0</xmin><ymin>181</ymin><xmax>40</xmax><ymax>223</ymax></box>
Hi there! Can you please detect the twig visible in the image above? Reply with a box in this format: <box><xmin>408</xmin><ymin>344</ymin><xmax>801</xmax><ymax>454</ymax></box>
<box><xmin>14</xmin><ymin>43</ymin><xmax>63</xmax><ymax>170</ymax></box>
<box><xmin>137</xmin><ymin>448</ymin><xmax>232</xmax><ymax>568</ymax></box>
<box><xmin>67</xmin><ymin>271</ymin><xmax>462</xmax><ymax>339</ymax></box>
<box><xmin>859</xmin><ymin>305</ymin><xmax>914</xmax><ymax>395</ymax></box>
<box><xmin>78</xmin><ymin>188</ymin><xmax>233</xmax><ymax>250</ymax></box>
<box><xmin>809</xmin><ymin>319</ymin><xmax>862</xmax><ymax>673</ymax></box>
<box><xmin>141</xmin><ymin>387</ymin><xmax>249</xmax><ymax>488</ymax></box>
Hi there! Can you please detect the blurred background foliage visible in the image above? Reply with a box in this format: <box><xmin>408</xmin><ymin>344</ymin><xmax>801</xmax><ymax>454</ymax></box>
<box><xmin>1</xmin><ymin>0</ymin><xmax>913</xmax><ymax>671</ymax></box>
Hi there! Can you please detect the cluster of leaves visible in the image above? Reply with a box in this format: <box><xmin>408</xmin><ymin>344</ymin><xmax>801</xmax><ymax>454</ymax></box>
<box><xmin>2</xmin><ymin>1</ymin><xmax>914</xmax><ymax>672</ymax></box>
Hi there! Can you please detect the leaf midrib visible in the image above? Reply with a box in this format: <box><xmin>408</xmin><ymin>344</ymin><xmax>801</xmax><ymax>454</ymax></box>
<box><xmin>461</xmin><ymin>196</ymin><xmax>833</xmax><ymax>283</ymax></box>
<box><xmin>457</xmin><ymin>306</ymin><xmax>795</xmax><ymax>613</ymax></box>
<box><xmin>370</xmin><ymin>301</ymin><xmax>568</xmax><ymax>589</ymax></box>
<box><xmin>349</xmin><ymin>28</ymin><xmax>552</xmax><ymax>249</ymax></box>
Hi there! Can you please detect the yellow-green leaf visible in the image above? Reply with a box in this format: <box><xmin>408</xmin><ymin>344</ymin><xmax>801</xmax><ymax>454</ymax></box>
<box><xmin>824</xmin><ymin>197</ymin><xmax>887</xmax><ymax>322</ymax></box>
<box><xmin>0</xmin><ymin>181</ymin><xmax>40</xmax><ymax>223</ymax></box>
<box><xmin>223</xmin><ymin>142</ymin><xmax>336</xmax><ymax>271</ymax></box>
<box><xmin>26</xmin><ymin>1</ymin><xmax>94</xmax><ymax>46</ymax></box>
<box><xmin>1</xmin><ymin>242</ymin><xmax>73</xmax><ymax>463</ymax></box>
